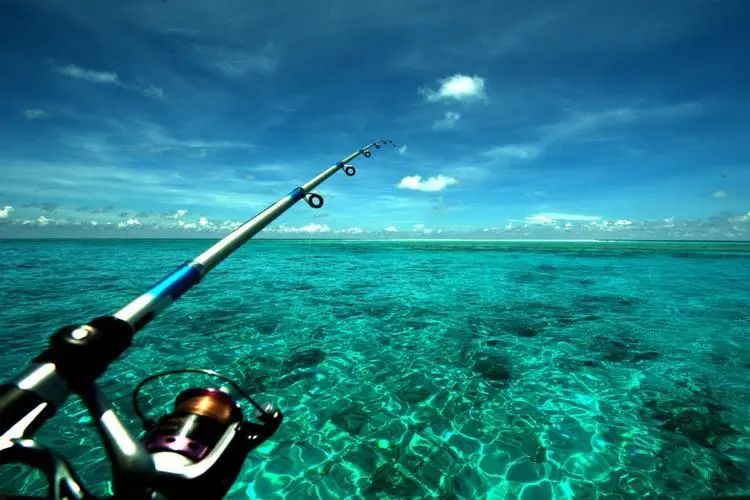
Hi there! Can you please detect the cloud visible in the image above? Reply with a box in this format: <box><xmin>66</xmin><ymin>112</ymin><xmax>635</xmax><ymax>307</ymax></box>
<box><xmin>56</xmin><ymin>64</ymin><xmax>118</xmax><ymax>83</ymax></box>
<box><xmin>23</xmin><ymin>202</ymin><xmax>58</xmax><ymax>212</ymax></box>
<box><xmin>335</xmin><ymin>227</ymin><xmax>364</xmax><ymax>235</ymax></box>
<box><xmin>37</xmin><ymin>215</ymin><xmax>50</xmax><ymax>226</ymax></box>
<box><xmin>193</xmin><ymin>43</ymin><xmax>279</xmax><ymax>77</ymax></box>
<box><xmin>729</xmin><ymin>212</ymin><xmax>750</xmax><ymax>223</ymax></box>
<box><xmin>274</xmin><ymin>223</ymin><xmax>331</xmax><ymax>233</ymax></box>
<box><xmin>541</xmin><ymin>103</ymin><xmax>703</xmax><ymax>142</ymax></box>
<box><xmin>23</xmin><ymin>108</ymin><xmax>49</xmax><ymax>120</ymax></box>
<box><xmin>485</xmin><ymin>101</ymin><xmax>704</xmax><ymax>161</ymax></box>
<box><xmin>432</xmin><ymin>111</ymin><xmax>461</xmax><ymax>130</ymax></box>
<box><xmin>485</xmin><ymin>144</ymin><xmax>541</xmax><ymax>160</ymax></box>
<box><xmin>525</xmin><ymin>214</ymin><xmax>556</xmax><ymax>225</ymax></box>
<box><xmin>397</xmin><ymin>174</ymin><xmax>458</xmax><ymax>192</ymax></box>
<box><xmin>615</xmin><ymin>219</ymin><xmax>633</xmax><ymax>226</ymax></box>
<box><xmin>143</xmin><ymin>85</ymin><xmax>165</xmax><ymax>99</ymax></box>
<box><xmin>397</xmin><ymin>145</ymin><xmax>408</xmax><ymax>155</ymax></box>
<box><xmin>0</xmin><ymin>206</ymin><xmax>14</xmax><ymax>218</ymax></box>
<box><xmin>421</xmin><ymin>74</ymin><xmax>487</xmax><ymax>102</ymax></box>
<box><xmin>166</xmin><ymin>209</ymin><xmax>188</xmax><ymax>219</ymax></box>
<box><xmin>221</xmin><ymin>220</ymin><xmax>243</xmax><ymax>231</ymax></box>
<box><xmin>712</xmin><ymin>190</ymin><xmax>727</xmax><ymax>199</ymax></box>
<box><xmin>55</xmin><ymin>64</ymin><xmax>164</xmax><ymax>99</ymax></box>
<box><xmin>525</xmin><ymin>212</ymin><xmax>602</xmax><ymax>225</ymax></box>
<box><xmin>198</xmin><ymin>216</ymin><xmax>209</xmax><ymax>227</ymax></box>
<box><xmin>384</xmin><ymin>225</ymin><xmax>398</xmax><ymax>233</ymax></box>
<box><xmin>117</xmin><ymin>218</ymin><xmax>141</xmax><ymax>228</ymax></box>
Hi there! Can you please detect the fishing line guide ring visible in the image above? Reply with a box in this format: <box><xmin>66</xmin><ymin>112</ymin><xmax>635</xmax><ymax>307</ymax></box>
<box><xmin>343</xmin><ymin>164</ymin><xmax>356</xmax><ymax>176</ymax></box>
<box><xmin>306</xmin><ymin>193</ymin><xmax>324</xmax><ymax>208</ymax></box>
<box><xmin>360</xmin><ymin>149</ymin><xmax>372</xmax><ymax>158</ymax></box>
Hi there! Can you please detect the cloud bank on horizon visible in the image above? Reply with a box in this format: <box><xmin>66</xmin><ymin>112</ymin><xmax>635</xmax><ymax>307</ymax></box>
<box><xmin>1</xmin><ymin>1</ymin><xmax>749</xmax><ymax>240</ymax></box>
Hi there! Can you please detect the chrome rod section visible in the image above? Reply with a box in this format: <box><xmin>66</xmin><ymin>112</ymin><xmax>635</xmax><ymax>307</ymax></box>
<box><xmin>113</xmin><ymin>141</ymin><xmax>384</xmax><ymax>331</ymax></box>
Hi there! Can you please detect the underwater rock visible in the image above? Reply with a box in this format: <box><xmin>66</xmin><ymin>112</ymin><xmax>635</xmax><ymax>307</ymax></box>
<box><xmin>397</xmin><ymin>384</ymin><xmax>432</xmax><ymax>404</ymax></box>
<box><xmin>647</xmin><ymin>397</ymin><xmax>739</xmax><ymax>450</ymax></box>
<box><xmin>582</xmin><ymin>359</ymin><xmax>604</xmax><ymax>368</ymax></box>
<box><xmin>331</xmin><ymin>402</ymin><xmax>370</xmax><ymax>435</ymax></box>
<box><xmin>275</xmin><ymin>369</ymin><xmax>320</xmax><ymax>389</ymax></box>
<box><xmin>632</xmin><ymin>351</ymin><xmax>660</xmax><ymax>362</ymax></box>
<box><xmin>574</xmin><ymin>294</ymin><xmax>639</xmax><ymax>314</ymax></box>
<box><xmin>485</xmin><ymin>339</ymin><xmax>500</xmax><ymax>347</ymax></box>
<box><xmin>471</xmin><ymin>352</ymin><xmax>512</xmax><ymax>382</ymax></box>
<box><xmin>252</xmin><ymin>316</ymin><xmax>279</xmax><ymax>335</ymax></box>
<box><xmin>367</xmin><ymin>463</ymin><xmax>422</xmax><ymax>498</ymax></box>
<box><xmin>520</xmin><ymin>434</ymin><xmax>547</xmax><ymax>463</ymax></box>
<box><xmin>367</xmin><ymin>462</ymin><xmax>423</xmax><ymax>497</ymax></box>
<box><xmin>660</xmin><ymin>408</ymin><xmax>738</xmax><ymax>449</ymax></box>
<box><xmin>600</xmin><ymin>340</ymin><xmax>630</xmax><ymax>362</ymax></box>
<box><xmin>555</xmin><ymin>316</ymin><xmax>576</xmax><ymax>327</ymax></box>
<box><xmin>558</xmin><ymin>358</ymin><xmax>604</xmax><ymax>370</ymax></box>
<box><xmin>284</xmin><ymin>348</ymin><xmax>326</xmax><ymax>371</ymax></box>
<box><xmin>404</xmin><ymin>319</ymin><xmax>431</xmax><ymax>330</ymax></box>
<box><xmin>514</xmin><ymin>272</ymin><xmax>537</xmax><ymax>284</ymax></box>
<box><xmin>512</xmin><ymin>323</ymin><xmax>544</xmax><ymax>338</ymax></box>
<box><xmin>591</xmin><ymin>335</ymin><xmax>640</xmax><ymax>362</ymax></box>
<box><xmin>581</xmin><ymin>315</ymin><xmax>602</xmax><ymax>321</ymax></box>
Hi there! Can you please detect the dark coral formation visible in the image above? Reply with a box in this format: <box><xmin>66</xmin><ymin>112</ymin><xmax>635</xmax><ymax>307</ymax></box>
<box><xmin>284</xmin><ymin>348</ymin><xmax>326</xmax><ymax>371</ymax></box>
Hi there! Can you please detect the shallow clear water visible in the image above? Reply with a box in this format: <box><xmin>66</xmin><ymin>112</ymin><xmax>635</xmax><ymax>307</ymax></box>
<box><xmin>1</xmin><ymin>239</ymin><xmax>749</xmax><ymax>498</ymax></box>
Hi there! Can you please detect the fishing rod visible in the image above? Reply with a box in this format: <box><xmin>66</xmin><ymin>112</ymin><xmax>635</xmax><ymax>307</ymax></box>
<box><xmin>0</xmin><ymin>139</ymin><xmax>397</xmax><ymax>499</ymax></box>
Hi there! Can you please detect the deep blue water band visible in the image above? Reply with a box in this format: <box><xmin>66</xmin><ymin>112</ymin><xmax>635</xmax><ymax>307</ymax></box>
<box><xmin>148</xmin><ymin>262</ymin><xmax>202</xmax><ymax>301</ymax></box>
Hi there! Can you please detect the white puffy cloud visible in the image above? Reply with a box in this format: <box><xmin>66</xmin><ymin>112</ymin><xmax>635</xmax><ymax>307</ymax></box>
<box><xmin>221</xmin><ymin>220</ymin><xmax>243</xmax><ymax>230</ymax></box>
<box><xmin>198</xmin><ymin>216</ymin><xmax>210</xmax><ymax>227</ymax></box>
<box><xmin>397</xmin><ymin>174</ymin><xmax>458</xmax><ymax>192</ymax></box>
<box><xmin>615</xmin><ymin>219</ymin><xmax>633</xmax><ymax>226</ymax></box>
<box><xmin>432</xmin><ymin>111</ymin><xmax>461</xmax><ymax>130</ymax></box>
<box><xmin>712</xmin><ymin>190</ymin><xmax>727</xmax><ymax>199</ymax></box>
<box><xmin>37</xmin><ymin>215</ymin><xmax>50</xmax><ymax>226</ymax></box>
<box><xmin>412</xmin><ymin>224</ymin><xmax>433</xmax><ymax>234</ymax></box>
<box><xmin>384</xmin><ymin>225</ymin><xmax>398</xmax><ymax>233</ymax></box>
<box><xmin>23</xmin><ymin>109</ymin><xmax>49</xmax><ymax>120</ymax></box>
<box><xmin>117</xmin><ymin>218</ymin><xmax>141</xmax><ymax>228</ymax></box>
<box><xmin>485</xmin><ymin>144</ymin><xmax>541</xmax><ymax>160</ymax></box>
<box><xmin>275</xmin><ymin>223</ymin><xmax>331</xmax><ymax>234</ymax></box>
<box><xmin>525</xmin><ymin>214</ymin><xmax>556</xmax><ymax>225</ymax></box>
<box><xmin>0</xmin><ymin>205</ymin><xmax>14</xmax><ymax>218</ymax></box>
<box><xmin>422</xmin><ymin>74</ymin><xmax>487</xmax><ymax>102</ymax></box>
<box><xmin>170</xmin><ymin>209</ymin><xmax>188</xmax><ymax>219</ymax></box>
<box><xmin>730</xmin><ymin>212</ymin><xmax>750</xmax><ymax>223</ymax></box>
<box><xmin>336</xmin><ymin>227</ymin><xmax>364</xmax><ymax>235</ymax></box>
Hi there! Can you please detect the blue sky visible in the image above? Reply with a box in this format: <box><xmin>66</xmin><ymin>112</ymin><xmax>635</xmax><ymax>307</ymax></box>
<box><xmin>1</xmin><ymin>1</ymin><xmax>749</xmax><ymax>239</ymax></box>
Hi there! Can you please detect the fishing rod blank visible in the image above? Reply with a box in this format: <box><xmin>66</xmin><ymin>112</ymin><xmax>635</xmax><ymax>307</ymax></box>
<box><xmin>0</xmin><ymin>139</ymin><xmax>396</xmax><ymax>443</ymax></box>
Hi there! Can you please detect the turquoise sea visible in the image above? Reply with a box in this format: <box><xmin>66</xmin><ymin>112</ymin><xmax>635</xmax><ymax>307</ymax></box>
<box><xmin>0</xmin><ymin>239</ymin><xmax>749</xmax><ymax>499</ymax></box>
